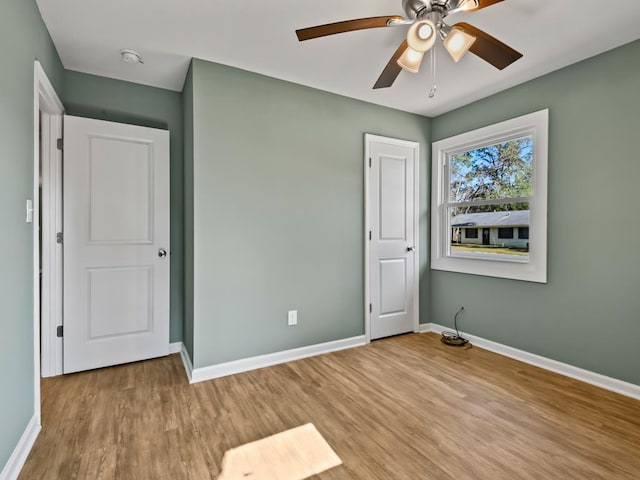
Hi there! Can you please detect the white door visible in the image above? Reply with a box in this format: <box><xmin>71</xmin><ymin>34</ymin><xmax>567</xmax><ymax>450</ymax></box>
<box><xmin>63</xmin><ymin>116</ymin><xmax>170</xmax><ymax>373</ymax></box>
<box><xmin>366</xmin><ymin>134</ymin><xmax>419</xmax><ymax>340</ymax></box>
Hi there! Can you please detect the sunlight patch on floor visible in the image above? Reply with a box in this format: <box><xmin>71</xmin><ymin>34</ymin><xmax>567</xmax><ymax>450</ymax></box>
<box><xmin>217</xmin><ymin>423</ymin><xmax>342</xmax><ymax>480</ymax></box>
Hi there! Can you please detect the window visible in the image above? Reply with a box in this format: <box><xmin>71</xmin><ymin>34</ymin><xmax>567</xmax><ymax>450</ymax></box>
<box><xmin>431</xmin><ymin>110</ymin><xmax>548</xmax><ymax>283</ymax></box>
<box><xmin>498</xmin><ymin>228</ymin><xmax>514</xmax><ymax>239</ymax></box>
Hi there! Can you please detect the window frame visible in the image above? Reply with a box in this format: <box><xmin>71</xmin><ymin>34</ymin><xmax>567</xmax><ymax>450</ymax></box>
<box><xmin>431</xmin><ymin>109</ymin><xmax>548</xmax><ymax>283</ymax></box>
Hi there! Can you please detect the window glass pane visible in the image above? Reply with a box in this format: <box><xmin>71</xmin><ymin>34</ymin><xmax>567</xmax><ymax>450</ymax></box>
<box><xmin>498</xmin><ymin>228</ymin><xmax>514</xmax><ymax>239</ymax></box>
<box><xmin>449</xmin><ymin>203</ymin><xmax>529</xmax><ymax>262</ymax></box>
<box><xmin>449</xmin><ymin>136</ymin><xmax>533</xmax><ymax>202</ymax></box>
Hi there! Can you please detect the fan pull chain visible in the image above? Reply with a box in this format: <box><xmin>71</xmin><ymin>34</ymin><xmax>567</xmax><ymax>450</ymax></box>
<box><xmin>428</xmin><ymin>47</ymin><xmax>437</xmax><ymax>98</ymax></box>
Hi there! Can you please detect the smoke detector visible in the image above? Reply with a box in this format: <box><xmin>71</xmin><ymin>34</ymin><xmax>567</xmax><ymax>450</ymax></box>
<box><xmin>121</xmin><ymin>49</ymin><xmax>144</xmax><ymax>64</ymax></box>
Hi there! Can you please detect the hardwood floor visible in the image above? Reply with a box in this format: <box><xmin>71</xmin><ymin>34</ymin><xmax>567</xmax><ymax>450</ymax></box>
<box><xmin>20</xmin><ymin>333</ymin><xmax>640</xmax><ymax>479</ymax></box>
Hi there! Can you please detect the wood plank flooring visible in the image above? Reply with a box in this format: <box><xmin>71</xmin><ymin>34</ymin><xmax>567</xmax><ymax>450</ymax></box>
<box><xmin>20</xmin><ymin>333</ymin><xmax>640</xmax><ymax>479</ymax></box>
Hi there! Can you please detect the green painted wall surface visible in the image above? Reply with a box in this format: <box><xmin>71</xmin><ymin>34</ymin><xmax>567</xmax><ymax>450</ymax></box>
<box><xmin>0</xmin><ymin>0</ymin><xmax>64</xmax><ymax>470</ymax></box>
<box><xmin>63</xmin><ymin>71</ymin><xmax>184</xmax><ymax>343</ymax></box>
<box><xmin>182</xmin><ymin>63</ymin><xmax>195</xmax><ymax>361</ymax></box>
<box><xmin>429</xmin><ymin>40</ymin><xmax>640</xmax><ymax>385</ymax></box>
<box><xmin>189</xmin><ymin>59</ymin><xmax>431</xmax><ymax>368</ymax></box>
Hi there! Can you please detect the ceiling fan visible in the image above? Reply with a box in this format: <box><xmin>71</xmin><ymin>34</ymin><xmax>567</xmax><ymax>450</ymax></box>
<box><xmin>295</xmin><ymin>0</ymin><xmax>523</xmax><ymax>90</ymax></box>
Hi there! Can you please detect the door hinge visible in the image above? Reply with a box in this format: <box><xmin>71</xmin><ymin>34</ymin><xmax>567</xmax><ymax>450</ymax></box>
<box><xmin>369</xmin><ymin>303</ymin><xmax>372</xmax><ymax>313</ymax></box>
<box><xmin>369</xmin><ymin>230</ymin><xmax>372</xmax><ymax>241</ymax></box>
<box><xmin>56</xmin><ymin>325</ymin><xmax>63</xmax><ymax>338</ymax></box>
<box><xmin>56</xmin><ymin>232</ymin><xmax>63</xmax><ymax>244</ymax></box>
<box><xmin>57</xmin><ymin>138</ymin><xmax>63</xmax><ymax>151</ymax></box>
<box><xmin>369</xmin><ymin>158</ymin><xmax>372</xmax><ymax>168</ymax></box>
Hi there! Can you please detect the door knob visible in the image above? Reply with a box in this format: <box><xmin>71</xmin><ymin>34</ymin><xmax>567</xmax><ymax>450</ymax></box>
<box><xmin>407</xmin><ymin>246</ymin><xmax>415</xmax><ymax>252</ymax></box>
<box><xmin>158</xmin><ymin>248</ymin><xmax>167</xmax><ymax>258</ymax></box>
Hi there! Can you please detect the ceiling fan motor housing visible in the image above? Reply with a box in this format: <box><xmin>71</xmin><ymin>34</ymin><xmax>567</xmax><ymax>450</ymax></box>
<box><xmin>402</xmin><ymin>0</ymin><xmax>431</xmax><ymax>19</ymax></box>
<box><xmin>403</xmin><ymin>0</ymin><xmax>465</xmax><ymax>19</ymax></box>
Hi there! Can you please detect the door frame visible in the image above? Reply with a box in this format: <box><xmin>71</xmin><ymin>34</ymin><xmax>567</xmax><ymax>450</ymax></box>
<box><xmin>34</xmin><ymin>61</ymin><xmax>65</xmax><ymax>419</ymax></box>
<box><xmin>364</xmin><ymin>134</ymin><xmax>420</xmax><ymax>344</ymax></box>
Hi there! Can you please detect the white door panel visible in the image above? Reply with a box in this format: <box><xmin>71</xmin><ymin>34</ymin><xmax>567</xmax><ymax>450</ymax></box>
<box><xmin>87</xmin><ymin>267</ymin><xmax>153</xmax><ymax>339</ymax></box>
<box><xmin>367</xmin><ymin>135</ymin><xmax>418</xmax><ymax>340</ymax></box>
<box><xmin>379</xmin><ymin>157</ymin><xmax>407</xmax><ymax>240</ymax></box>
<box><xmin>88</xmin><ymin>138</ymin><xmax>154</xmax><ymax>243</ymax></box>
<box><xmin>63</xmin><ymin>116</ymin><xmax>170</xmax><ymax>373</ymax></box>
<box><xmin>379</xmin><ymin>259</ymin><xmax>407</xmax><ymax>315</ymax></box>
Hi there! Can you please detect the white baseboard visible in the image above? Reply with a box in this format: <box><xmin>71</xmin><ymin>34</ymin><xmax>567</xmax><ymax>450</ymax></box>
<box><xmin>169</xmin><ymin>342</ymin><xmax>183</xmax><ymax>354</ymax></box>
<box><xmin>180</xmin><ymin>343</ymin><xmax>194</xmax><ymax>382</ymax></box>
<box><xmin>0</xmin><ymin>415</ymin><xmax>40</xmax><ymax>480</ymax></box>
<box><xmin>187</xmin><ymin>335</ymin><xmax>367</xmax><ymax>384</ymax></box>
<box><xmin>420</xmin><ymin>323</ymin><xmax>640</xmax><ymax>401</ymax></box>
<box><xmin>418</xmin><ymin>323</ymin><xmax>432</xmax><ymax>334</ymax></box>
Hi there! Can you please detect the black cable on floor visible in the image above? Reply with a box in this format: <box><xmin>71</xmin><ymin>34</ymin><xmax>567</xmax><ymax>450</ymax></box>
<box><xmin>441</xmin><ymin>307</ymin><xmax>470</xmax><ymax>347</ymax></box>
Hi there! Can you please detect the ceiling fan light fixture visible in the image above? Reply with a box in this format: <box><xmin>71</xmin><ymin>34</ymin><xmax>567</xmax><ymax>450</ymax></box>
<box><xmin>397</xmin><ymin>47</ymin><xmax>425</xmax><ymax>73</ymax></box>
<box><xmin>406</xmin><ymin>19</ymin><xmax>437</xmax><ymax>53</ymax></box>
<box><xmin>443</xmin><ymin>27</ymin><xmax>476</xmax><ymax>62</ymax></box>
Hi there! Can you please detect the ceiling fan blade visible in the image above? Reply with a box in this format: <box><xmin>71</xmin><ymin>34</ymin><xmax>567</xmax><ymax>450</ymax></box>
<box><xmin>467</xmin><ymin>0</ymin><xmax>505</xmax><ymax>11</ymax></box>
<box><xmin>373</xmin><ymin>40</ymin><xmax>409</xmax><ymax>89</ymax></box>
<box><xmin>453</xmin><ymin>22</ymin><xmax>523</xmax><ymax>70</ymax></box>
<box><xmin>296</xmin><ymin>16</ymin><xmax>403</xmax><ymax>41</ymax></box>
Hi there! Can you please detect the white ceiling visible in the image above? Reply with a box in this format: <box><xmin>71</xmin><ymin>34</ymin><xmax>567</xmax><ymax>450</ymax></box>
<box><xmin>36</xmin><ymin>0</ymin><xmax>640</xmax><ymax>116</ymax></box>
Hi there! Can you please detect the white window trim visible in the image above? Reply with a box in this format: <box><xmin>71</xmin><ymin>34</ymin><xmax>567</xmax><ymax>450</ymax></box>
<box><xmin>431</xmin><ymin>109</ymin><xmax>549</xmax><ymax>283</ymax></box>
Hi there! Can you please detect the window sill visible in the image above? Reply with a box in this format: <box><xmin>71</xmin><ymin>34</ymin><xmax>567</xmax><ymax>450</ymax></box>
<box><xmin>431</xmin><ymin>256</ymin><xmax>547</xmax><ymax>283</ymax></box>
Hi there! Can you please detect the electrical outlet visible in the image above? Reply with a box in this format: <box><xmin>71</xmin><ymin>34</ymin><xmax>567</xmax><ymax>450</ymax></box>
<box><xmin>288</xmin><ymin>310</ymin><xmax>298</xmax><ymax>326</ymax></box>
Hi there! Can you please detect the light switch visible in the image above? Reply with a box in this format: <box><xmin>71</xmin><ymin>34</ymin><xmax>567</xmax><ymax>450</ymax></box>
<box><xmin>26</xmin><ymin>199</ymin><xmax>34</xmax><ymax>223</ymax></box>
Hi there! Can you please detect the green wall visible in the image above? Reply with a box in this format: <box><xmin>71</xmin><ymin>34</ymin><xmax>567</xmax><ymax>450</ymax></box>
<box><xmin>0</xmin><ymin>0</ymin><xmax>64</xmax><ymax>470</ymax></box>
<box><xmin>188</xmin><ymin>59</ymin><xmax>431</xmax><ymax>368</ymax></box>
<box><xmin>62</xmin><ymin>71</ymin><xmax>184</xmax><ymax>343</ymax></box>
<box><xmin>429</xmin><ymin>40</ymin><xmax>640</xmax><ymax>385</ymax></box>
<box><xmin>182</xmin><ymin>63</ymin><xmax>195</xmax><ymax>360</ymax></box>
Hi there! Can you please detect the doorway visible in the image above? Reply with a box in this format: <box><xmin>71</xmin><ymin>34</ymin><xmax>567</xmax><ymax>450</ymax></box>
<box><xmin>35</xmin><ymin>63</ymin><xmax>172</xmax><ymax>383</ymax></box>
<box><xmin>364</xmin><ymin>134</ymin><xmax>420</xmax><ymax>342</ymax></box>
<box><xmin>482</xmin><ymin>228</ymin><xmax>490</xmax><ymax>245</ymax></box>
